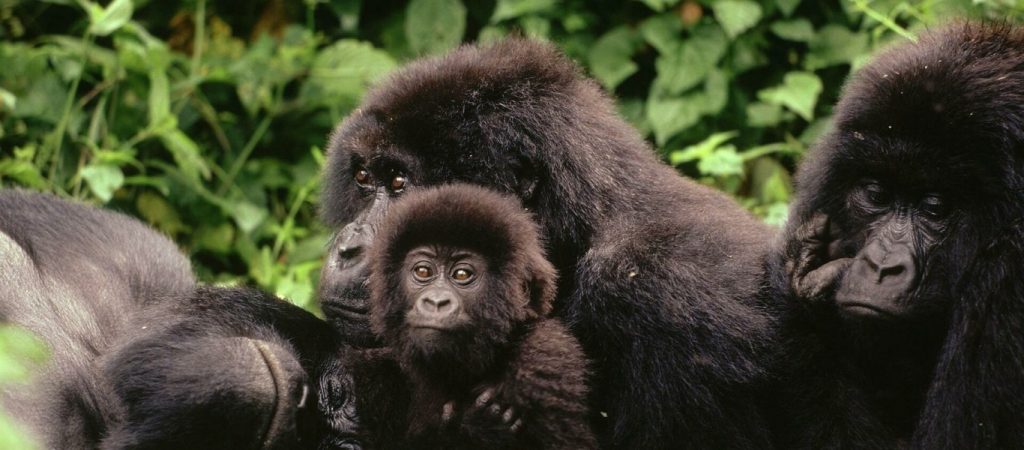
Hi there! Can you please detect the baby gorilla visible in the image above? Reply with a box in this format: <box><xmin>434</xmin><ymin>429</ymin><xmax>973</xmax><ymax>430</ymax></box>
<box><xmin>367</xmin><ymin>184</ymin><xmax>595</xmax><ymax>449</ymax></box>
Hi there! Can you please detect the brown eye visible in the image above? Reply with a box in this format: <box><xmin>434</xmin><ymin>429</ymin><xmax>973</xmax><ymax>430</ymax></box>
<box><xmin>864</xmin><ymin>182</ymin><xmax>889</xmax><ymax>205</ymax></box>
<box><xmin>451</xmin><ymin>268</ymin><xmax>474</xmax><ymax>284</ymax></box>
<box><xmin>413</xmin><ymin>265</ymin><xmax>433</xmax><ymax>281</ymax></box>
<box><xmin>354</xmin><ymin>167</ymin><xmax>372</xmax><ymax>186</ymax></box>
<box><xmin>390</xmin><ymin>175</ymin><xmax>407</xmax><ymax>192</ymax></box>
<box><xmin>921</xmin><ymin>194</ymin><xmax>945</xmax><ymax>217</ymax></box>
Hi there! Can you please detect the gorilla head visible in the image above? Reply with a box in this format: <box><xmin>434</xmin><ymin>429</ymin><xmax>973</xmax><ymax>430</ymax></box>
<box><xmin>787</xmin><ymin>22</ymin><xmax>1024</xmax><ymax>328</ymax></box>
<box><xmin>367</xmin><ymin>183</ymin><xmax>555</xmax><ymax>382</ymax></box>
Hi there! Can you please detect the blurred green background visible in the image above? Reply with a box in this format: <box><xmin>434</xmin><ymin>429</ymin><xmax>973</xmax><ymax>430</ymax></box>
<box><xmin>1</xmin><ymin>0</ymin><xmax>1022</xmax><ymax>310</ymax></box>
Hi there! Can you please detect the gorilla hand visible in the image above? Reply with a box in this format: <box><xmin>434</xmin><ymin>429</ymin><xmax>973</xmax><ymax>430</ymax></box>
<box><xmin>786</xmin><ymin>213</ymin><xmax>853</xmax><ymax>303</ymax></box>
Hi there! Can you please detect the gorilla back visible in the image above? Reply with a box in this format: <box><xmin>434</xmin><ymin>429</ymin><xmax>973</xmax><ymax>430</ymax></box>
<box><xmin>769</xmin><ymin>22</ymin><xmax>1024</xmax><ymax>449</ymax></box>
<box><xmin>319</xmin><ymin>38</ymin><xmax>776</xmax><ymax>448</ymax></box>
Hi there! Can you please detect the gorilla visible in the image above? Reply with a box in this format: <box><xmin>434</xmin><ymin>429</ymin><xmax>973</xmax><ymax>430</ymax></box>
<box><xmin>0</xmin><ymin>190</ymin><xmax>357</xmax><ymax>449</ymax></box>
<box><xmin>318</xmin><ymin>38</ymin><xmax>776</xmax><ymax>448</ymax></box>
<box><xmin>364</xmin><ymin>184</ymin><xmax>594</xmax><ymax>449</ymax></box>
<box><xmin>767</xmin><ymin>22</ymin><xmax>1024</xmax><ymax>448</ymax></box>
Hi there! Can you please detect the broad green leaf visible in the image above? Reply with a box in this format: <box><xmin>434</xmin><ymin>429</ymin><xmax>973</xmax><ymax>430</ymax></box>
<box><xmin>12</xmin><ymin>73</ymin><xmax>64</xmax><ymax>123</ymax></box>
<box><xmin>303</xmin><ymin>40</ymin><xmax>397</xmax><ymax>109</ymax></box>
<box><xmin>518</xmin><ymin>16</ymin><xmax>551</xmax><ymax>39</ymax></box>
<box><xmin>589</xmin><ymin>27</ymin><xmax>640</xmax><ymax>91</ymax></box>
<box><xmin>805</xmin><ymin>25</ymin><xmax>869</xmax><ymax>70</ymax></box>
<box><xmin>697</xmin><ymin>145</ymin><xmax>744</xmax><ymax>176</ymax></box>
<box><xmin>757</xmin><ymin>71</ymin><xmax>822</xmax><ymax>121</ymax></box>
<box><xmin>0</xmin><ymin>88</ymin><xmax>18</xmax><ymax>111</ymax></box>
<box><xmin>491</xmin><ymin>0</ymin><xmax>557</xmax><ymax>23</ymax></box>
<box><xmin>651</xmin><ymin>24</ymin><xmax>728</xmax><ymax>96</ymax></box>
<box><xmin>776</xmin><ymin>0</ymin><xmax>801</xmax><ymax>17</ymax></box>
<box><xmin>697</xmin><ymin>69</ymin><xmax>728</xmax><ymax>115</ymax></box>
<box><xmin>405</xmin><ymin>0</ymin><xmax>466</xmax><ymax>55</ymax></box>
<box><xmin>647</xmin><ymin>96</ymin><xmax>702</xmax><ymax>146</ymax></box>
<box><xmin>158</xmin><ymin>129</ymin><xmax>212</xmax><ymax>181</ymax></box>
<box><xmin>640</xmin><ymin>13</ymin><xmax>684</xmax><ymax>55</ymax></box>
<box><xmin>0</xmin><ymin>159</ymin><xmax>47</xmax><ymax>189</ymax></box>
<box><xmin>670</xmin><ymin>131</ymin><xmax>737</xmax><ymax>165</ymax></box>
<box><xmin>746</xmin><ymin>102</ymin><xmax>784</xmax><ymax>127</ymax></box>
<box><xmin>711</xmin><ymin>0</ymin><xmax>762</xmax><ymax>39</ymax></box>
<box><xmin>770</xmin><ymin>19</ymin><xmax>814</xmax><ymax>42</ymax></box>
<box><xmin>80</xmin><ymin>164</ymin><xmax>124</xmax><ymax>202</ymax></box>
<box><xmin>87</xmin><ymin>0</ymin><xmax>133</xmax><ymax>36</ymax></box>
<box><xmin>195</xmin><ymin>223</ymin><xmax>236</xmax><ymax>254</ymax></box>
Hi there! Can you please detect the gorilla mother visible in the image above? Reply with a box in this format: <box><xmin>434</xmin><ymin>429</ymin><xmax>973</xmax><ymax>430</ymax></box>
<box><xmin>770</xmin><ymin>22</ymin><xmax>1024</xmax><ymax>448</ymax></box>
<box><xmin>318</xmin><ymin>38</ymin><xmax>776</xmax><ymax>448</ymax></box>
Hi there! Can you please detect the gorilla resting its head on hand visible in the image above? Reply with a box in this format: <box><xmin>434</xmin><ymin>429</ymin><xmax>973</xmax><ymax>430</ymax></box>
<box><xmin>366</xmin><ymin>184</ymin><xmax>594</xmax><ymax>449</ymax></box>
<box><xmin>771</xmin><ymin>22</ymin><xmax>1024</xmax><ymax>449</ymax></box>
<box><xmin>318</xmin><ymin>38</ymin><xmax>775</xmax><ymax>448</ymax></box>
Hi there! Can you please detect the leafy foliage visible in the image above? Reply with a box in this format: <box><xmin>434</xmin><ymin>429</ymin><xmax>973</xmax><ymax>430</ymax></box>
<box><xmin>0</xmin><ymin>0</ymin><xmax>1022</xmax><ymax>307</ymax></box>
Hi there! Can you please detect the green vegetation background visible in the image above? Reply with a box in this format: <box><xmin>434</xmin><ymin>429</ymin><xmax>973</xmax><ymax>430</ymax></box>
<box><xmin>0</xmin><ymin>0</ymin><xmax>1022</xmax><ymax>446</ymax></box>
<box><xmin>2</xmin><ymin>0</ymin><xmax>1023</xmax><ymax>311</ymax></box>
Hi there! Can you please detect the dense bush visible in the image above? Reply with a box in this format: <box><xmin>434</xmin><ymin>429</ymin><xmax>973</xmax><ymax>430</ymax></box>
<box><xmin>1</xmin><ymin>0</ymin><xmax>1021</xmax><ymax>310</ymax></box>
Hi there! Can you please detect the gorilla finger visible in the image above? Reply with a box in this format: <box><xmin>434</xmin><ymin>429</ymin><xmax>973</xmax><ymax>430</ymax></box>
<box><xmin>474</xmin><ymin>388</ymin><xmax>495</xmax><ymax>408</ymax></box>
<box><xmin>509</xmin><ymin>419</ymin><xmax>524</xmax><ymax>433</ymax></box>
<box><xmin>501</xmin><ymin>406</ymin><xmax>516</xmax><ymax>424</ymax></box>
<box><xmin>797</xmin><ymin>258</ymin><xmax>854</xmax><ymax>301</ymax></box>
<box><xmin>488</xmin><ymin>403</ymin><xmax>503</xmax><ymax>416</ymax></box>
<box><xmin>441</xmin><ymin>401</ymin><xmax>455</xmax><ymax>424</ymax></box>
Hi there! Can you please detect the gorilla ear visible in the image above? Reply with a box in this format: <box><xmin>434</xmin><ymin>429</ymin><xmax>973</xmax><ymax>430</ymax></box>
<box><xmin>524</xmin><ymin>254</ymin><xmax>557</xmax><ymax>316</ymax></box>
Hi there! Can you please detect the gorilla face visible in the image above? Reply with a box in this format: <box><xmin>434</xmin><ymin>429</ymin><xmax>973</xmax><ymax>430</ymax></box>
<box><xmin>833</xmin><ymin>178</ymin><xmax>954</xmax><ymax>319</ymax></box>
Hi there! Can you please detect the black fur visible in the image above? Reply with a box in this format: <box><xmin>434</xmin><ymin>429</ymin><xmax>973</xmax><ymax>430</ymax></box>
<box><xmin>767</xmin><ymin>22</ymin><xmax>1024</xmax><ymax>449</ymax></box>
<box><xmin>365</xmin><ymin>184</ymin><xmax>594</xmax><ymax>449</ymax></box>
<box><xmin>0</xmin><ymin>190</ymin><xmax>351</xmax><ymax>449</ymax></box>
<box><xmin>319</xmin><ymin>38</ymin><xmax>776</xmax><ymax>448</ymax></box>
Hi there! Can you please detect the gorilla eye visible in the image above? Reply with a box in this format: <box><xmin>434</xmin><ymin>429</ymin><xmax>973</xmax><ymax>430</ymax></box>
<box><xmin>863</xmin><ymin>182</ymin><xmax>890</xmax><ymax>205</ymax></box>
<box><xmin>390</xmin><ymin>175</ymin><xmax>407</xmax><ymax>192</ymax></box>
<box><xmin>451</xmin><ymin>268</ymin><xmax>475</xmax><ymax>285</ymax></box>
<box><xmin>413</xmin><ymin>265</ymin><xmax>434</xmax><ymax>281</ymax></box>
<box><xmin>354</xmin><ymin>167</ymin><xmax>373</xmax><ymax>187</ymax></box>
<box><xmin>921</xmin><ymin>194</ymin><xmax>945</xmax><ymax>217</ymax></box>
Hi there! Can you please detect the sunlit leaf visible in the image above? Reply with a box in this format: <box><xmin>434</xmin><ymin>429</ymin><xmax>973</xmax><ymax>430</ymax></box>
<box><xmin>757</xmin><ymin>71</ymin><xmax>822</xmax><ymax>121</ymax></box>
<box><xmin>80</xmin><ymin>164</ymin><xmax>125</xmax><ymax>202</ymax></box>
<box><xmin>491</xmin><ymin>0</ymin><xmax>557</xmax><ymax>23</ymax></box>
<box><xmin>711</xmin><ymin>0</ymin><xmax>762</xmax><ymax>39</ymax></box>
<box><xmin>87</xmin><ymin>0</ymin><xmax>134</xmax><ymax>36</ymax></box>
<box><xmin>589</xmin><ymin>26</ymin><xmax>640</xmax><ymax>90</ymax></box>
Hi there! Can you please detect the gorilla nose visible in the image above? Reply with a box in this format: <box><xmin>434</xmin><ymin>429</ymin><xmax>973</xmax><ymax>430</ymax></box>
<box><xmin>335</xmin><ymin>223</ymin><xmax>372</xmax><ymax>264</ymax></box>
<box><xmin>417</xmin><ymin>295</ymin><xmax>457</xmax><ymax>317</ymax></box>
<box><xmin>858</xmin><ymin>240</ymin><xmax>917</xmax><ymax>287</ymax></box>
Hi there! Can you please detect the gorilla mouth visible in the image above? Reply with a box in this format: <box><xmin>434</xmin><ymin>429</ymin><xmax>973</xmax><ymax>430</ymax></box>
<box><xmin>322</xmin><ymin>300</ymin><xmax>370</xmax><ymax>322</ymax></box>
<box><xmin>837</xmin><ymin>301</ymin><xmax>897</xmax><ymax>318</ymax></box>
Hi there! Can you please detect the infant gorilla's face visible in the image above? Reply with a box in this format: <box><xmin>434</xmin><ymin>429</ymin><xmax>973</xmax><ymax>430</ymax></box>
<box><xmin>401</xmin><ymin>245</ymin><xmax>487</xmax><ymax>347</ymax></box>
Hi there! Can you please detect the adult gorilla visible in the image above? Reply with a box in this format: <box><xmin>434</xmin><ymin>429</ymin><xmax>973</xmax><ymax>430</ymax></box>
<box><xmin>0</xmin><ymin>190</ymin><xmax>356</xmax><ymax>449</ymax></box>
<box><xmin>318</xmin><ymin>38</ymin><xmax>776</xmax><ymax>448</ymax></box>
<box><xmin>769</xmin><ymin>22</ymin><xmax>1024</xmax><ymax>448</ymax></box>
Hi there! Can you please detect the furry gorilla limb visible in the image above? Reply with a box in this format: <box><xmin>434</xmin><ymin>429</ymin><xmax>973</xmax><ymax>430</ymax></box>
<box><xmin>318</xmin><ymin>38</ymin><xmax>776</xmax><ymax>448</ymax></box>
<box><xmin>767</xmin><ymin>22</ymin><xmax>1024</xmax><ymax>449</ymax></box>
<box><xmin>364</xmin><ymin>184</ymin><xmax>594</xmax><ymax>449</ymax></box>
<box><xmin>0</xmin><ymin>190</ymin><xmax>354</xmax><ymax>449</ymax></box>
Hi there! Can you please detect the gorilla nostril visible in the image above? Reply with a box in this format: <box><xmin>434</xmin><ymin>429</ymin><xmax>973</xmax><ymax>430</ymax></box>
<box><xmin>338</xmin><ymin>245</ymin><xmax>362</xmax><ymax>261</ymax></box>
<box><xmin>879</xmin><ymin>264</ymin><xmax>905</xmax><ymax>279</ymax></box>
<box><xmin>419</xmin><ymin>297</ymin><xmax>454</xmax><ymax>315</ymax></box>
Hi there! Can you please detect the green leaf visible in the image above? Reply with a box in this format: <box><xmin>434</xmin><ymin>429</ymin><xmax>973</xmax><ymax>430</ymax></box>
<box><xmin>405</xmin><ymin>0</ymin><xmax>466</xmax><ymax>55</ymax></box>
<box><xmin>87</xmin><ymin>0</ymin><xmax>134</xmax><ymax>36</ymax></box>
<box><xmin>0</xmin><ymin>159</ymin><xmax>47</xmax><ymax>189</ymax></box>
<box><xmin>136</xmin><ymin>191</ymin><xmax>187</xmax><ymax>235</ymax></box>
<box><xmin>805</xmin><ymin>25</ymin><xmax>869</xmax><ymax>70</ymax></box>
<box><xmin>491</xmin><ymin>0</ymin><xmax>557</xmax><ymax>23</ymax></box>
<box><xmin>588</xmin><ymin>27</ymin><xmax>640</xmax><ymax>91</ymax></box>
<box><xmin>0</xmin><ymin>326</ymin><xmax>48</xmax><ymax>383</ymax></box>
<box><xmin>0</xmin><ymin>88</ymin><xmax>16</xmax><ymax>111</ymax></box>
<box><xmin>757</xmin><ymin>71</ymin><xmax>822</xmax><ymax>121</ymax></box>
<box><xmin>776</xmin><ymin>0</ymin><xmax>801</xmax><ymax>17</ymax></box>
<box><xmin>770</xmin><ymin>19</ymin><xmax>814</xmax><ymax>42</ymax></box>
<box><xmin>228</xmin><ymin>201</ymin><xmax>269</xmax><ymax>234</ymax></box>
<box><xmin>147</xmin><ymin>69</ymin><xmax>169</xmax><ymax>127</ymax></box>
<box><xmin>158</xmin><ymin>129</ymin><xmax>212</xmax><ymax>181</ymax></box>
<box><xmin>746</xmin><ymin>102</ymin><xmax>783</xmax><ymax>127</ymax></box>
<box><xmin>640</xmin><ymin>13</ymin><xmax>684</xmax><ymax>55</ymax></box>
<box><xmin>711</xmin><ymin>0</ymin><xmax>762</xmax><ymax>39</ymax></box>
<box><xmin>303</xmin><ymin>40</ymin><xmax>397</xmax><ymax>110</ymax></box>
<box><xmin>637</xmin><ymin>0</ymin><xmax>680</xmax><ymax>12</ymax></box>
<box><xmin>647</xmin><ymin>97</ymin><xmax>702</xmax><ymax>146</ymax></box>
<box><xmin>697</xmin><ymin>145</ymin><xmax>745</xmax><ymax>176</ymax></box>
<box><xmin>651</xmin><ymin>24</ymin><xmax>728</xmax><ymax>96</ymax></box>
<box><xmin>670</xmin><ymin>131</ymin><xmax>737</xmax><ymax>165</ymax></box>
<box><xmin>80</xmin><ymin>164</ymin><xmax>125</xmax><ymax>202</ymax></box>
